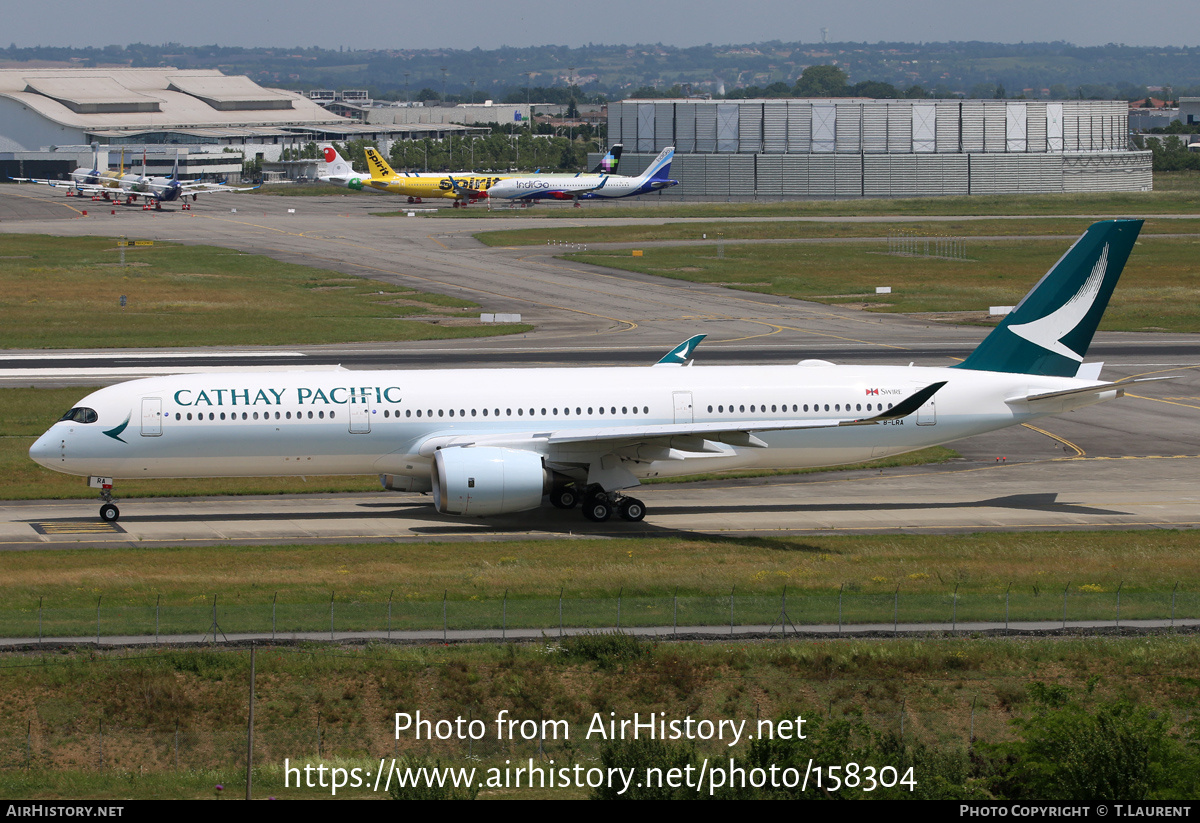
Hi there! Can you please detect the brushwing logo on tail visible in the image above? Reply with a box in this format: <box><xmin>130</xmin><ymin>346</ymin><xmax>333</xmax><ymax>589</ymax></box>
<box><xmin>1007</xmin><ymin>243</ymin><xmax>1109</xmax><ymax>362</ymax></box>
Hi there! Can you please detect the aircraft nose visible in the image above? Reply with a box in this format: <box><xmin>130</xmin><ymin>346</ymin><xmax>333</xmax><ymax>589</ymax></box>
<box><xmin>29</xmin><ymin>430</ymin><xmax>58</xmax><ymax>469</ymax></box>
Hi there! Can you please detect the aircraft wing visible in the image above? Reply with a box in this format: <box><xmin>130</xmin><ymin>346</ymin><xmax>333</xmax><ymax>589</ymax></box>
<box><xmin>178</xmin><ymin>183</ymin><xmax>260</xmax><ymax>194</ymax></box>
<box><xmin>416</xmin><ymin>382</ymin><xmax>947</xmax><ymax>457</ymax></box>
<box><xmin>9</xmin><ymin>177</ymin><xmax>114</xmax><ymax>194</ymax></box>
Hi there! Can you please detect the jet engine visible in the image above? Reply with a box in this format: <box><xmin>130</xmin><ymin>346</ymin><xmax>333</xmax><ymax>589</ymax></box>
<box><xmin>432</xmin><ymin>447</ymin><xmax>550</xmax><ymax>516</ymax></box>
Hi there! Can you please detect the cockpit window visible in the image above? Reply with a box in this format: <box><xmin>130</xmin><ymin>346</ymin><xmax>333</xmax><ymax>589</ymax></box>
<box><xmin>59</xmin><ymin>407</ymin><xmax>98</xmax><ymax>424</ymax></box>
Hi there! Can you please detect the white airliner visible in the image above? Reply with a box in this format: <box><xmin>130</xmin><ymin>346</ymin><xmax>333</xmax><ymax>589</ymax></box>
<box><xmin>14</xmin><ymin>150</ymin><xmax>256</xmax><ymax>209</ymax></box>
<box><xmin>31</xmin><ymin>220</ymin><xmax>1151</xmax><ymax>524</ymax></box>
<box><xmin>467</xmin><ymin>146</ymin><xmax>678</xmax><ymax>205</ymax></box>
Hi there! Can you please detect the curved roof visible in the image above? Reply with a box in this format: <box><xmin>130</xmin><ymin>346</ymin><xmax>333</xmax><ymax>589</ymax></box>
<box><xmin>0</xmin><ymin>67</ymin><xmax>349</xmax><ymax>131</ymax></box>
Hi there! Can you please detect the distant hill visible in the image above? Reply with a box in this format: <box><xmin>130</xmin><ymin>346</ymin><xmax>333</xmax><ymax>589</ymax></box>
<box><xmin>3</xmin><ymin>40</ymin><xmax>1198</xmax><ymax>102</ymax></box>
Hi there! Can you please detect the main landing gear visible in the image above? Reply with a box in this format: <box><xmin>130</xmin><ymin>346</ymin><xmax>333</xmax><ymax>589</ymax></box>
<box><xmin>552</xmin><ymin>484</ymin><xmax>646</xmax><ymax>523</ymax></box>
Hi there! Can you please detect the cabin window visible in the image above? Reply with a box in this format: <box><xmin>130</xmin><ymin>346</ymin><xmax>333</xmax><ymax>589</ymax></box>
<box><xmin>622</xmin><ymin>406</ymin><xmax>627</xmax><ymax>414</ymax></box>
<box><xmin>449</xmin><ymin>409</ymin><xmax>455</xmax><ymax>417</ymax></box>
<box><xmin>518</xmin><ymin>408</ymin><xmax>524</xmax><ymax>416</ymax></box>
<box><xmin>576</xmin><ymin>407</ymin><xmax>582</xmax><ymax>415</ymax></box>
<box><xmin>331</xmin><ymin>411</ymin><xmax>335</xmax><ymax>419</ymax></box>
<box><xmin>541</xmin><ymin>408</ymin><xmax>547</xmax><ymax>416</ymax></box>
<box><xmin>416</xmin><ymin>410</ymin><xmax>422</xmax><ymax>417</ymax></box>
<box><xmin>856</xmin><ymin>404</ymin><xmax>862</xmax><ymax>412</ymax></box>
<box><xmin>739</xmin><ymin>405</ymin><xmax>745</xmax><ymax>412</ymax></box>
<box><xmin>482</xmin><ymin>409</ymin><xmax>488</xmax><ymax>417</ymax></box>
<box><xmin>588</xmin><ymin>407</ymin><xmax>593</xmax><ymax>415</ymax></box>
<box><xmin>643</xmin><ymin>406</ymin><xmax>648</xmax><ymax>414</ymax></box>
<box><xmin>319</xmin><ymin>411</ymin><xmax>325</xmax><ymax>419</ymax></box>
<box><xmin>598</xmin><ymin>407</ymin><xmax>604</xmax><ymax>415</ymax></box>
<box><xmin>471</xmin><ymin>409</ymin><xmax>477</xmax><ymax>417</ymax></box>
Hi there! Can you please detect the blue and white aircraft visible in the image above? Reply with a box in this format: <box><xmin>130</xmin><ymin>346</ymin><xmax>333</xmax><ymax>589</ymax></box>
<box><xmin>473</xmin><ymin>146</ymin><xmax>677</xmax><ymax>205</ymax></box>
<box><xmin>30</xmin><ymin>221</ymin><xmax>1157</xmax><ymax>524</ymax></box>
<box><xmin>14</xmin><ymin>150</ymin><xmax>256</xmax><ymax>209</ymax></box>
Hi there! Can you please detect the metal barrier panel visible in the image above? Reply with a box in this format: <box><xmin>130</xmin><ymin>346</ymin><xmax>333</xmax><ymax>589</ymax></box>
<box><xmin>739</xmin><ymin>102</ymin><xmax>763</xmax><ymax>153</ymax></box>
<box><xmin>716</xmin><ymin>103</ymin><xmax>740</xmax><ymax>152</ymax></box>
<box><xmin>912</xmin><ymin>103</ymin><xmax>936</xmax><ymax>153</ymax></box>
<box><xmin>1006</xmin><ymin>103</ymin><xmax>1028</xmax><ymax>152</ymax></box>
<box><xmin>887</xmin><ymin>102</ymin><xmax>912</xmax><ymax>153</ymax></box>
<box><xmin>675</xmin><ymin>102</ymin><xmax>697</xmax><ymax>153</ymax></box>
<box><xmin>695</xmin><ymin>104</ymin><xmax>717</xmax><ymax>152</ymax></box>
<box><xmin>787</xmin><ymin>101</ymin><xmax>812</xmax><ymax>152</ymax></box>
<box><xmin>703</xmin><ymin>153</ymin><xmax>731</xmax><ymax>196</ymax></box>
<box><xmin>936</xmin><ymin>100</ymin><xmax>961</xmax><ymax>153</ymax></box>
<box><xmin>835</xmin><ymin>103</ymin><xmax>861</xmax><ymax>153</ymax></box>
<box><xmin>960</xmin><ymin>102</ymin><xmax>984</xmax><ymax>152</ymax></box>
<box><xmin>861</xmin><ymin>102</ymin><xmax>888</xmax><ymax>153</ymax></box>
<box><xmin>983</xmin><ymin>101</ymin><xmax>1007</xmax><ymax>152</ymax></box>
<box><xmin>762</xmin><ymin>101</ymin><xmax>788</xmax><ymax>153</ymax></box>
<box><xmin>637</xmin><ymin>103</ymin><xmax>656</xmax><ymax>152</ymax></box>
<box><xmin>755</xmin><ymin>153</ymin><xmax>783</xmax><ymax>195</ymax></box>
<box><xmin>655</xmin><ymin>102</ymin><xmax>674</xmax><ymax>151</ymax></box>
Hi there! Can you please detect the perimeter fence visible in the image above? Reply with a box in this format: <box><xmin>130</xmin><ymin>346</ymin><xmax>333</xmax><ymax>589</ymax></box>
<box><xmin>6</xmin><ymin>584</ymin><xmax>1198</xmax><ymax>642</ymax></box>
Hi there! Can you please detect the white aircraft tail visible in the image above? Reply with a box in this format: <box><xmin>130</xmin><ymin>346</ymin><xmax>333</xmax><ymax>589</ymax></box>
<box><xmin>636</xmin><ymin>146</ymin><xmax>675</xmax><ymax>182</ymax></box>
<box><xmin>321</xmin><ymin>146</ymin><xmax>355</xmax><ymax>178</ymax></box>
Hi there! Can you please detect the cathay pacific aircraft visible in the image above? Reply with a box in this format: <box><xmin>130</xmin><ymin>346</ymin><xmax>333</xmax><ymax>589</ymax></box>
<box><xmin>31</xmin><ymin>220</ymin><xmax>1152</xmax><ymax>524</ymax></box>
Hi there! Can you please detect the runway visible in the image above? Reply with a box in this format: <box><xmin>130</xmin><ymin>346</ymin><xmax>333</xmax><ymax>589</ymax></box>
<box><xmin>1</xmin><ymin>185</ymin><xmax>1197</xmax><ymax>545</ymax></box>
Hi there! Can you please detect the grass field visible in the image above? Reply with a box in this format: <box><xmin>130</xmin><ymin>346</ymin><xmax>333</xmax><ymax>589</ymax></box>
<box><xmin>0</xmin><ymin>234</ymin><xmax>528</xmax><ymax>349</ymax></box>
<box><xmin>474</xmin><ymin>216</ymin><xmax>1200</xmax><ymax>247</ymax></box>
<box><xmin>3</xmin><ymin>531</ymin><xmax>1196</xmax><ymax>611</ymax></box>
<box><xmin>558</xmin><ymin>236</ymin><xmax>1200</xmax><ymax>333</ymax></box>
<box><xmin>2</xmin><ymin>635</ymin><xmax>1199</xmax><ymax>798</ymax></box>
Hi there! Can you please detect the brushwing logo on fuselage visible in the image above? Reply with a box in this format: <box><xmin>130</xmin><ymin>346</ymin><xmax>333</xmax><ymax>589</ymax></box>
<box><xmin>1007</xmin><ymin>243</ymin><xmax>1109</xmax><ymax>362</ymax></box>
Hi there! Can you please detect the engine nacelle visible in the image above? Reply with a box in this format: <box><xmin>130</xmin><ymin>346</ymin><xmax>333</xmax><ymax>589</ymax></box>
<box><xmin>432</xmin><ymin>447</ymin><xmax>549</xmax><ymax>516</ymax></box>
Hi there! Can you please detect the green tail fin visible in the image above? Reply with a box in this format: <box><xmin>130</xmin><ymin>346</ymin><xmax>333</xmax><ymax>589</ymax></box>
<box><xmin>953</xmin><ymin>219</ymin><xmax>1142</xmax><ymax>377</ymax></box>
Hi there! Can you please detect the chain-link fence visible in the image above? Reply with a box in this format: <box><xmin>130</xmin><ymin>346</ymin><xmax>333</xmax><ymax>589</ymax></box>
<box><xmin>6</xmin><ymin>586</ymin><xmax>1197</xmax><ymax>642</ymax></box>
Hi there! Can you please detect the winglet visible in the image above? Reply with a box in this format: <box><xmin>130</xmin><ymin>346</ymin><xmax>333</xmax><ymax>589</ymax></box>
<box><xmin>840</xmin><ymin>381</ymin><xmax>946</xmax><ymax>426</ymax></box>
<box><xmin>654</xmin><ymin>334</ymin><xmax>706</xmax><ymax>366</ymax></box>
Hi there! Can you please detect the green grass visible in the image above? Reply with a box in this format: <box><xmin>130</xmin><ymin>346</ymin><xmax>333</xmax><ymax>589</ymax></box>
<box><xmin>3</xmin><ymin>531</ymin><xmax>1197</xmax><ymax>616</ymax></box>
<box><xmin>0</xmin><ymin>235</ymin><xmax>529</xmax><ymax>349</ymax></box>
<box><xmin>562</xmin><ymin>236</ymin><xmax>1200</xmax><ymax>333</ymax></box>
<box><xmin>475</xmin><ymin>217</ymin><xmax>1200</xmax><ymax>247</ymax></box>
<box><xmin>3</xmin><ymin>636</ymin><xmax>1200</xmax><ymax>798</ymax></box>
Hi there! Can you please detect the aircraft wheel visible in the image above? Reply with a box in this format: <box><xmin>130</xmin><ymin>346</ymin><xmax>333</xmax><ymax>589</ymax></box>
<box><xmin>550</xmin><ymin>486</ymin><xmax>578</xmax><ymax>509</ymax></box>
<box><xmin>99</xmin><ymin>503</ymin><xmax>120</xmax><ymax>522</ymax></box>
<box><xmin>582</xmin><ymin>498</ymin><xmax>612</xmax><ymax>523</ymax></box>
<box><xmin>618</xmin><ymin>498</ymin><xmax>646</xmax><ymax>522</ymax></box>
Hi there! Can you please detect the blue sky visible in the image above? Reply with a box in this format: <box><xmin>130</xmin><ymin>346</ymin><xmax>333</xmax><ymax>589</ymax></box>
<box><xmin>10</xmin><ymin>0</ymin><xmax>1198</xmax><ymax>50</ymax></box>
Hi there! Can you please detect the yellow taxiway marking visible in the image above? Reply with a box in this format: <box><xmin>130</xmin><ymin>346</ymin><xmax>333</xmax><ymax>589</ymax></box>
<box><xmin>30</xmin><ymin>521</ymin><xmax>124</xmax><ymax>535</ymax></box>
<box><xmin>5</xmin><ymin>188</ymin><xmax>85</xmax><ymax>216</ymax></box>
<box><xmin>1125</xmin><ymin>394</ymin><xmax>1200</xmax><ymax>412</ymax></box>
<box><xmin>1022</xmin><ymin>424</ymin><xmax>1085</xmax><ymax>457</ymax></box>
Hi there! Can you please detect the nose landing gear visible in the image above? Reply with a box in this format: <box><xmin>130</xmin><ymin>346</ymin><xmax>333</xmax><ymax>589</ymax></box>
<box><xmin>89</xmin><ymin>477</ymin><xmax>119</xmax><ymax>521</ymax></box>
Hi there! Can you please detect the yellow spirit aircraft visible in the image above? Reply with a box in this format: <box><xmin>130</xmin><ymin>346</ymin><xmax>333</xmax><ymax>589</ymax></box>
<box><xmin>355</xmin><ymin>148</ymin><xmax>507</xmax><ymax>207</ymax></box>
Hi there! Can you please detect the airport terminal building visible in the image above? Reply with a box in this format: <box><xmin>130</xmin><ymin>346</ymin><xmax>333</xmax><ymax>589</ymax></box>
<box><xmin>0</xmin><ymin>68</ymin><xmax>471</xmax><ymax>182</ymax></box>
<box><xmin>599</xmin><ymin>98</ymin><xmax>1151</xmax><ymax>199</ymax></box>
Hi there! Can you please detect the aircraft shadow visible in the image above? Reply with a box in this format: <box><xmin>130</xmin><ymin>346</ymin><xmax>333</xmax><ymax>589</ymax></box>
<box><xmin>21</xmin><ymin>492</ymin><xmax>1126</xmax><ymax>535</ymax></box>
